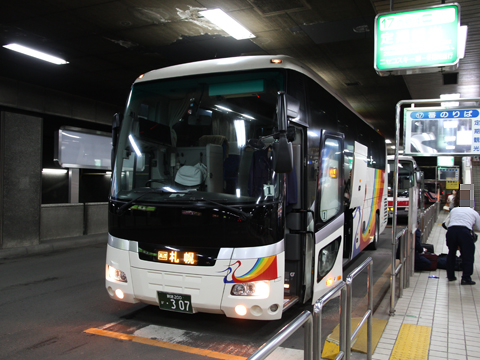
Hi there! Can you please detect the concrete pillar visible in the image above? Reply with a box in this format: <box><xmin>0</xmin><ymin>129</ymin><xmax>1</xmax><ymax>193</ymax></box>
<box><xmin>0</xmin><ymin>111</ymin><xmax>42</xmax><ymax>249</ymax></box>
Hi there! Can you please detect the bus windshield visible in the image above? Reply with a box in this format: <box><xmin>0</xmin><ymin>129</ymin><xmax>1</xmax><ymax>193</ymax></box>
<box><xmin>388</xmin><ymin>160</ymin><xmax>415</xmax><ymax>197</ymax></box>
<box><xmin>110</xmin><ymin>70</ymin><xmax>284</xmax><ymax>206</ymax></box>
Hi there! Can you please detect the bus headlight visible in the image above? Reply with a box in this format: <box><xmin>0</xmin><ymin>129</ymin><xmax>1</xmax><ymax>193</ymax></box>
<box><xmin>231</xmin><ymin>281</ymin><xmax>270</xmax><ymax>297</ymax></box>
<box><xmin>106</xmin><ymin>265</ymin><xmax>127</xmax><ymax>283</ymax></box>
<box><xmin>317</xmin><ymin>238</ymin><xmax>341</xmax><ymax>281</ymax></box>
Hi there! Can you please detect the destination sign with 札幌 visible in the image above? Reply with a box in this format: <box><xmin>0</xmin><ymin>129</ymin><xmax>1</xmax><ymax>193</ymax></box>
<box><xmin>375</xmin><ymin>4</ymin><xmax>459</xmax><ymax>73</ymax></box>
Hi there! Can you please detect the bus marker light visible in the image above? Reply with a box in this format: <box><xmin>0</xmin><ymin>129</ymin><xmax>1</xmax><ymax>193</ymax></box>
<box><xmin>329</xmin><ymin>167</ymin><xmax>338</xmax><ymax>178</ymax></box>
<box><xmin>235</xmin><ymin>305</ymin><xmax>247</xmax><ymax>316</ymax></box>
<box><xmin>270</xmin><ymin>59</ymin><xmax>282</xmax><ymax>64</ymax></box>
<box><xmin>115</xmin><ymin>289</ymin><xmax>125</xmax><ymax>299</ymax></box>
<box><xmin>326</xmin><ymin>277</ymin><xmax>334</xmax><ymax>286</ymax></box>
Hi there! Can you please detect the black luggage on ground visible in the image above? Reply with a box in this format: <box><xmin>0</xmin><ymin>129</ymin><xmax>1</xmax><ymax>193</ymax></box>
<box><xmin>422</xmin><ymin>243</ymin><xmax>434</xmax><ymax>253</ymax></box>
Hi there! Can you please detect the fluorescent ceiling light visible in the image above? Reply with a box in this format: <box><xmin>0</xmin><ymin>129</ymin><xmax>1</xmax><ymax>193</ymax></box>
<box><xmin>443</xmin><ymin>120</ymin><xmax>458</xmax><ymax>129</ymax></box>
<box><xmin>216</xmin><ymin>105</ymin><xmax>233</xmax><ymax>112</ymax></box>
<box><xmin>234</xmin><ymin>120</ymin><xmax>246</xmax><ymax>147</ymax></box>
<box><xmin>242</xmin><ymin>113</ymin><xmax>255</xmax><ymax>120</ymax></box>
<box><xmin>385</xmin><ymin>139</ymin><xmax>392</xmax><ymax>144</ymax></box>
<box><xmin>441</xmin><ymin>93</ymin><xmax>460</xmax><ymax>108</ymax></box>
<box><xmin>199</xmin><ymin>9</ymin><xmax>255</xmax><ymax>40</ymax></box>
<box><xmin>3</xmin><ymin>43</ymin><xmax>68</xmax><ymax>65</ymax></box>
<box><xmin>42</xmin><ymin>168</ymin><xmax>68</xmax><ymax>174</ymax></box>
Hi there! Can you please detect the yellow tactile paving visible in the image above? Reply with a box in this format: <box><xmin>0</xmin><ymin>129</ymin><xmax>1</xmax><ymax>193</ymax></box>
<box><xmin>389</xmin><ymin>323</ymin><xmax>431</xmax><ymax>360</ymax></box>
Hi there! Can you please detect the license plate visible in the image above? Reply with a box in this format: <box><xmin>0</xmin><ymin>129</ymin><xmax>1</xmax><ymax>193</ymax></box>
<box><xmin>157</xmin><ymin>292</ymin><xmax>192</xmax><ymax>314</ymax></box>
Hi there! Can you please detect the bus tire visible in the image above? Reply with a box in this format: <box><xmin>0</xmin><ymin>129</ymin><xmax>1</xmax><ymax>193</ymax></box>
<box><xmin>367</xmin><ymin>213</ymin><xmax>379</xmax><ymax>250</ymax></box>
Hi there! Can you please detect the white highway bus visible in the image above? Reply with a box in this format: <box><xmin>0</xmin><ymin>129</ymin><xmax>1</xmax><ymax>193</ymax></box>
<box><xmin>105</xmin><ymin>55</ymin><xmax>388</xmax><ymax>320</ymax></box>
<box><xmin>387</xmin><ymin>155</ymin><xmax>419</xmax><ymax>218</ymax></box>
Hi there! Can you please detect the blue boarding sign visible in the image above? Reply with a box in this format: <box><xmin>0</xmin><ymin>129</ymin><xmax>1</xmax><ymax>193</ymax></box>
<box><xmin>404</xmin><ymin>107</ymin><xmax>480</xmax><ymax>156</ymax></box>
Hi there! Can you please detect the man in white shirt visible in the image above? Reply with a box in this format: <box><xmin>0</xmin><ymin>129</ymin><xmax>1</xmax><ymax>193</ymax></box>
<box><xmin>445</xmin><ymin>194</ymin><xmax>480</xmax><ymax>285</ymax></box>
<box><xmin>448</xmin><ymin>190</ymin><xmax>456</xmax><ymax>211</ymax></box>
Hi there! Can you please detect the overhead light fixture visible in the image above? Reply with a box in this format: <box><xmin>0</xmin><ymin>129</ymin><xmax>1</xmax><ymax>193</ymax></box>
<box><xmin>216</xmin><ymin>105</ymin><xmax>233</xmax><ymax>112</ymax></box>
<box><xmin>42</xmin><ymin>168</ymin><xmax>68</xmax><ymax>174</ymax></box>
<box><xmin>441</xmin><ymin>93</ymin><xmax>460</xmax><ymax>108</ymax></box>
<box><xmin>3</xmin><ymin>43</ymin><xmax>69</xmax><ymax>65</ymax></box>
<box><xmin>199</xmin><ymin>9</ymin><xmax>255</xmax><ymax>40</ymax></box>
<box><xmin>385</xmin><ymin>139</ymin><xmax>392</xmax><ymax>144</ymax></box>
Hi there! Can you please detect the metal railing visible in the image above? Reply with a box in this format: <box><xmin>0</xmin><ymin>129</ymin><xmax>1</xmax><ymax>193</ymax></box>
<box><xmin>249</xmin><ymin>258</ymin><xmax>374</xmax><ymax>360</ymax></box>
<box><xmin>345</xmin><ymin>257</ymin><xmax>373</xmax><ymax>360</ymax></box>
<box><xmin>390</xmin><ymin>228</ymin><xmax>406</xmax><ymax>315</ymax></box>
<box><xmin>420</xmin><ymin>202</ymin><xmax>438</xmax><ymax>244</ymax></box>
<box><xmin>248</xmin><ymin>310</ymin><xmax>313</xmax><ymax>360</ymax></box>
<box><xmin>390</xmin><ymin>200</ymin><xmax>439</xmax><ymax>315</ymax></box>
<box><xmin>313</xmin><ymin>281</ymin><xmax>348</xmax><ymax>360</ymax></box>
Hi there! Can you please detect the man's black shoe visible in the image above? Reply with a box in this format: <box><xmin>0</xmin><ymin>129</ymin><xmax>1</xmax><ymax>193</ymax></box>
<box><xmin>461</xmin><ymin>280</ymin><xmax>476</xmax><ymax>285</ymax></box>
<box><xmin>448</xmin><ymin>277</ymin><xmax>457</xmax><ymax>281</ymax></box>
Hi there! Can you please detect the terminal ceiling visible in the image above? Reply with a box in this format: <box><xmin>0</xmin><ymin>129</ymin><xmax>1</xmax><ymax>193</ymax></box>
<box><xmin>0</xmin><ymin>0</ymin><xmax>479</xmax><ymax>149</ymax></box>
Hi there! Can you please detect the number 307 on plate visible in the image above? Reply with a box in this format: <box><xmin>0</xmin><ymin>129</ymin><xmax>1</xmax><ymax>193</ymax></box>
<box><xmin>157</xmin><ymin>292</ymin><xmax>192</xmax><ymax>314</ymax></box>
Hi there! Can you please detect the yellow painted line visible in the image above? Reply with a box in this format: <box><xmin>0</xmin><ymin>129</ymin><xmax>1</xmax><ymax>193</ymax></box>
<box><xmin>84</xmin><ymin>328</ymin><xmax>247</xmax><ymax>360</ymax></box>
<box><xmin>389</xmin><ymin>324</ymin><xmax>431</xmax><ymax>360</ymax></box>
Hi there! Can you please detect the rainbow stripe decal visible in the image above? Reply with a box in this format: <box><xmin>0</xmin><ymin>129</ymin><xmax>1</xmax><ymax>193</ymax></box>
<box><xmin>352</xmin><ymin>169</ymin><xmax>385</xmax><ymax>257</ymax></box>
<box><xmin>222</xmin><ymin>256</ymin><xmax>278</xmax><ymax>283</ymax></box>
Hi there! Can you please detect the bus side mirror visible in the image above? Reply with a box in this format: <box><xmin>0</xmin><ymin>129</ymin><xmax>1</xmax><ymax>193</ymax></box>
<box><xmin>273</xmin><ymin>136</ymin><xmax>293</xmax><ymax>173</ymax></box>
<box><xmin>111</xmin><ymin>113</ymin><xmax>123</xmax><ymax>170</ymax></box>
<box><xmin>273</xmin><ymin>92</ymin><xmax>294</xmax><ymax>173</ymax></box>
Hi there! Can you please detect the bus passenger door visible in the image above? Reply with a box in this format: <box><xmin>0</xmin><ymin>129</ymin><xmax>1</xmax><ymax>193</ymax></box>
<box><xmin>349</xmin><ymin>141</ymin><xmax>368</xmax><ymax>209</ymax></box>
<box><xmin>312</xmin><ymin>131</ymin><xmax>345</xmax><ymax>304</ymax></box>
<box><xmin>349</xmin><ymin>142</ymin><xmax>368</xmax><ymax>258</ymax></box>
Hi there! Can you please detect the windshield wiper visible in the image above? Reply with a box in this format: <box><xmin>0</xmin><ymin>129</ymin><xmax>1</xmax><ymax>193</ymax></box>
<box><xmin>188</xmin><ymin>197</ymin><xmax>252</xmax><ymax>221</ymax></box>
<box><xmin>115</xmin><ymin>189</ymin><xmax>170</xmax><ymax>215</ymax></box>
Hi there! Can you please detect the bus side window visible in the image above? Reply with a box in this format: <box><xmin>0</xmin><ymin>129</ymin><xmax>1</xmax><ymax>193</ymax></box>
<box><xmin>318</xmin><ymin>137</ymin><xmax>342</xmax><ymax>222</ymax></box>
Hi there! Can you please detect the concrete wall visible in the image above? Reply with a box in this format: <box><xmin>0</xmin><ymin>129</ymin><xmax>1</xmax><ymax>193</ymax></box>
<box><xmin>41</xmin><ymin>202</ymin><xmax>108</xmax><ymax>240</ymax></box>
<box><xmin>0</xmin><ymin>76</ymin><xmax>119</xmax><ymax>126</ymax></box>
<box><xmin>0</xmin><ymin>75</ymin><xmax>117</xmax><ymax>249</ymax></box>
<box><xmin>0</xmin><ymin>112</ymin><xmax>43</xmax><ymax>249</ymax></box>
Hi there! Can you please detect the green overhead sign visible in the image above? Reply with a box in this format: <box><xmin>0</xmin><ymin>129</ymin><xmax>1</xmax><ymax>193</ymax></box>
<box><xmin>374</xmin><ymin>4</ymin><xmax>460</xmax><ymax>74</ymax></box>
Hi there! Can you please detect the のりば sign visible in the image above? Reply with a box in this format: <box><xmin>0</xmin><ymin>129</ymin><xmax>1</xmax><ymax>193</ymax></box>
<box><xmin>404</xmin><ymin>107</ymin><xmax>480</xmax><ymax>156</ymax></box>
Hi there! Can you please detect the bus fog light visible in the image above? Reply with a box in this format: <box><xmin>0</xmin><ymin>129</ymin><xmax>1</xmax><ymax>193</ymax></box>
<box><xmin>106</xmin><ymin>265</ymin><xmax>127</xmax><ymax>283</ymax></box>
<box><xmin>230</xmin><ymin>281</ymin><xmax>270</xmax><ymax>297</ymax></box>
<box><xmin>269</xmin><ymin>304</ymin><xmax>279</xmax><ymax>312</ymax></box>
<box><xmin>235</xmin><ymin>305</ymin><xmax>247</xmax><ymax>316</ymax></box>
<box><xmin>115</xmin><ymin>289</ymin><xmax>125</xmax><ymax>299</ymax></box>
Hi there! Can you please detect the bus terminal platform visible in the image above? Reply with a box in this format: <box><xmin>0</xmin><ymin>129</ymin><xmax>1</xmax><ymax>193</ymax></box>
<box><xmin>367</xmin><ymin>210</ymin><xmax>480</xmax><ymax>360</ymax></box>
<box><xmin>2</xmin><ymin>212</ymin><xmax>480</xmax><ymax>360</ymax></box>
